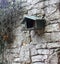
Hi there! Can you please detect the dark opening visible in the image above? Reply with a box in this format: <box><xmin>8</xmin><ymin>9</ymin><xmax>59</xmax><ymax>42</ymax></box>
<box><xmin>26</xmin><ymin>18</ymin><xmax>35</xmax><ymax>28</ymax></box>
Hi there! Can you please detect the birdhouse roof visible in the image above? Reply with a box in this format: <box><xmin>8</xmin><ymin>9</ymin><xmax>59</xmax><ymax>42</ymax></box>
<box><xmin>21</xmin><ymin>15</ymin><xmax>41</xmax><ymax>24</ymax></box>
<box><xmin>24</xmin><ymin>15</ymin><xmax>40</xmax><ymax>20</ymax></box>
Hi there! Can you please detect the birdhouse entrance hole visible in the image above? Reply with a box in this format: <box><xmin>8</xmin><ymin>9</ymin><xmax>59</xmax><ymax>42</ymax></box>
<box><xmin>26</xmin><ymin>19</ymin><xmax>35</xmax><ymax>28</ymax></box>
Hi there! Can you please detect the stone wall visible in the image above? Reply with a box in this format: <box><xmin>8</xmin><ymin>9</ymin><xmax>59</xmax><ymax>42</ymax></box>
<box><xmin>3</xmin><ymin>0</ymin><xmax>60</xmax><ymax>64</ymax></box>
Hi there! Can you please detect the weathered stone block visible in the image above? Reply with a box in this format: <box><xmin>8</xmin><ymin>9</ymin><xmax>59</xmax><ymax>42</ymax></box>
<box><xmin>49</xmin><ymin>49</ymin><xmax>54</xmax><ymax>54</ymax></box>
<box><xmin>36</xmin><ymin>43</ymin><xmax>47</xmax><ymax>49</ymax></box>
<box><xmin>20</xmin><ymin>46</ymin><xmax>30</xmax><ymax>62</ymax></box>
<box><xmin>27</xmin><ymin>0</ymin><xmax>32</xmax><ymax>4</ymax></box>
<box><xmin>26</xmin><ymin>5</ymin><xmax>33</xmax><ymax>10</ymax></box>
<box><xmin>45</xmin><ymin>0</ymin><xmax>59</xmax><ymax>6</ymax></box>
<box><xmin>11</xmin><ymin>48</ymin><xmax>20</xmax><ymax>54</ymax></box>
<box><xmin>12</xmin><ymin>54</ymin><xmax>20</xmax><ymax>58</ymax></box>
<box><xmin>31</xmin><ymin>47</ymin><xmax>38</xmax><ymax>56</ymax></box>
<box><xmin>31</xmin><ymin>0</ymin><xmax>41</xmax><ymax>4</ymax></box>
<box><xmin>47</xmin><ymin>42</ymin><xmax>60</xmax><ymax>48</ymax></box>
<box><xmin>50</xmin><ymin>32</ymin><xmax>60</xmax><ymax>41</ymax></box>
<box><xmin>43</xmin><ymin>33</ymin><xmax>51</xmax><ymax>42</ymax></box>
<box><xmin>45</xmin><ymin>23</ymin><xmax>59</xmax><ymax>32</ymax></box>
<box><xmin>28</xmin><ymin>9</ymin><xmax>40</xmax><ymax>15</ymax></box>
<box><xmin>46</xmin><ymin>52</ymin><xmax>58</xmax><ymax>64</ymax></box>
<box><xmin>32</xmin><ymin>55</ymin><xmax>47</xmax><ymax>62</ymax></box>
<box><xmin>33</xmin><ymin>2</ymin><xmax>44</xmax><ymax>9</ymax></box>
<box><xmin>32</xmin><ymin>62</ymin><xmax>44</xmax><ymax>64</ymax></box>
<box><xmin>46</xmin><ymin>10</ymin><xmax>59</xmax><ymax>21</ymax></box>
<box><xmin>13</xmin><ymin>58</ymin><xmax>20</xmax><ymax>62</ymax></box>
<box><xmin>38</xmin><ymin>49</ymin><xmax>49</xmax><ymax>54</ymax></box>
<box><xmin>44</xmin><ymin>1</ymin><xmax>49</xmax><ymax>6</ymax></box>
<box><xmin>38</xmin><ymin>2</ymin><xmax>44</xmax><ymax>9</ymax></box>
<box><xmin>12</xmin><ymin>62</ymin><xmax>21</xmax><ymax>64</ymax></box>
<box><xmin>21</xmin><ymin>2</ymin><xmax>30</xmax><ymax>7</ymax></box>
<box><xmin>49</xmin><ymin>0</ymin><xmax>59</xmax><ymax>4</ymax></box>
<box><xmin>28</xmin><ymin>10</ymin><xmax>33</xmax><ymax>15</ymax></box>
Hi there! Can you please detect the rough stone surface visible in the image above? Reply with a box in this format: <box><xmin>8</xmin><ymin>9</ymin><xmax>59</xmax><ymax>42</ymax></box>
<box><xmin>32</xmin><ymin>62</ymin><xmax>45</xmax><ymax>64</ymax></box>
<box><xmin>32</xmin><ymin>55</ymin><xmax>47</xmax><ymax>62</ymax></box>
<box><xmin>3</xmin><ymin>0</ymin><xmax>60</xmax><ymax>64</ymax></box>
<box><xmin>37</xmin><ymin>49</ymin><xmax>53</xmax><ymax>55</ymax></box>
<box><xmin>46</xmin><ymin>53</ymin><xmax>58</xmax><ymax>64</ymax></box>
<box><xmin>50</xmin><ymin>32</ymin><xmax>60</xmax><ymax>41</ymax></box>
<box><xmin>45</xmin><ymin>23</ymin><xmax>59</xmax><ymax>32</ymax></box>
<box><xmin>31</xmin><ymin>47</ymin><xmax>38</xmax><ymax>56</ymax></box>
<box><xmin>36</xmin><ymin>43</ymin><xmax>47</xmax><ymax>49</ymax></box>
<box><xmin>47</xmin><ymin>42</ymin><xmax>60</xmax><ymax>48</ymax></box>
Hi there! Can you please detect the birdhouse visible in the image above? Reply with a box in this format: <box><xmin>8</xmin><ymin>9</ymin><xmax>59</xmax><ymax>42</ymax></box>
<box><xmin>21</xmin><ymin>15</ymin><xmax>46</xmax><ymax>31</ymax></box>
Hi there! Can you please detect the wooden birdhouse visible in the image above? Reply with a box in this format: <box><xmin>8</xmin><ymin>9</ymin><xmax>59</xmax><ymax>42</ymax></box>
<box><xmin>21</xmin><ymin>15</ymin><xmax>46</xmax><ymax>31</ymax></box>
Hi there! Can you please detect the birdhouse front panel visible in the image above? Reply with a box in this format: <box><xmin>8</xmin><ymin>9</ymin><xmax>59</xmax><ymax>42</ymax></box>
<box><xmin>36</xmin><ymin>19</ymin><xmax>46</xmax><ymax>29</ymax></box>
